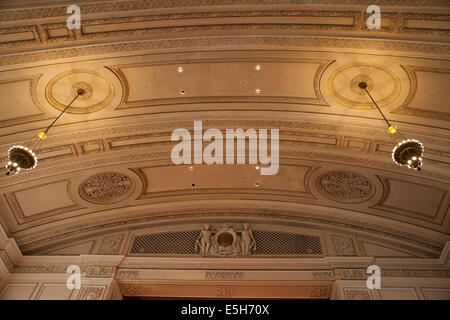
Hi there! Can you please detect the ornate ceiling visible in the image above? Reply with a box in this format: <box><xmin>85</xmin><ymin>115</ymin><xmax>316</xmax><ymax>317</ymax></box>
<box><xmin>0</xmin><ymin>0</ymin><xmax>449</xmax><ymax>263</ymax></box>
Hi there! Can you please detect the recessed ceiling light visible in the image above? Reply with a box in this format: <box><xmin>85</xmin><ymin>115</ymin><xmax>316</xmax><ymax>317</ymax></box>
<box><xmin>189</xmin><ymin>166</ymin><xmax>194</xmax><ymax>171</ymax></box>
<box><xmin>177</xmin><ymin>66</ymin><xmax>184</xmax><ymax>73</ymax></box>
<box><xmin>255</xmin><ymin>182</ymin><xmax>260</xmax><ymax>187</ymax></box>
<box><xmin>255</xmin><ymin>89</ymin><xmax>261</xmax><ymax>94</ymax></box>
<box><xmin>255</xmin><ymin>64</ymin><xmax>261</xmax><ymax>71</ymax></box>
<box><xmin>179</xmin><ymin>89</ymin><xmax>186</xmax><ymax>95</ymax></box>
<box><xmin>255</xmin><ymin>166</ymin><xmax>260</xmax><ymax>170</ymax></box>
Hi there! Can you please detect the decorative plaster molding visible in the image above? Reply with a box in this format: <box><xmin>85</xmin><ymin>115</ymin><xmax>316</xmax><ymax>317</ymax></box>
<box><xmin>98</xmin><ymin>234</ymin><xmax>125</xmax><ymax>255</ymax></box>
<box><xmin>116</xmin><ymin>270</ymin><xmax>138</xmax><ymax>279</ymax></box>
<box><xmin>12</xmin><ymin>265</ymin><xmax>84</xmax><ymax>273</ymax></box>
<box><xmin>318</xmin><ymin>171</ymin><xmax>372</xmax><ymax>203</ymax></box>
<box><xmin>312</xmin><ymin>271</ymin><xmax>334</xmax><ymax>280</ymax></box>
<box><xmin>0</xmin><ymin>250</ymin><xmax>14</xmax><ymax>273</ymax></box>
<box><xmin>20</xmin><ymin>208</ymin><xmax>442</xmax><ymax>258</ymax></box>
<box><xmin>310</xmin><ymin>285</ymin><xmax>330</xmax><ymax>298</ymax></box>
<box><xmin>216</xmin><ymin>286</ymin><xmax>233</xmax><ymax>297</ymax></box>
<box><xmin>205</xmin><ymin>272</ymin><xmax>242</xmax><ymax>281</ymax></box>
<box><xmin>0</xmin><ymin>36</ymin><xmax>449</xmax><ymax>67</ymax></box>
<box><xmin>78</xmin><ymin>286</ymin><xmax>105</xmax><ymax>300</ymax></box>
<box><xmin>336</xmin><ymin>269</ymin><xmax>367</xmax><ymax>280</ymax></box>
<box><xmin>344</xmin><ymin>288</ymin><xmax>371</xmax><ymax>300</ymax></box>
<box><xmin>86</xmin><ymin>266</ymin><xmax>114</xmax><ymax>278</ymax></box>
<box><xmin>79</xmin><ymin>172</ymin><xmax>134</xmax><ymax>204</ymax></box>
<box><xmin>332</xmin><ymin>235</ymin><xmax>357</xmax><ymax>256</ymax></box>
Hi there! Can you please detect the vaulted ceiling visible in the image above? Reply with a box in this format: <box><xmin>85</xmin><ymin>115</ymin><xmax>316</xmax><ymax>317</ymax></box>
<box><xmin>0</xmin><ymin>0</ymin><xmax>449</xmax><ymax>260</ymax></box>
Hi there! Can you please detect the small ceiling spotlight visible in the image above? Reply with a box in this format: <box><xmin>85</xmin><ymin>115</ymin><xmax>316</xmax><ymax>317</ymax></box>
<box><xmin>179</xmin><ymin>89</ymin><xmax>186</xmax><ymax>95</ymax></box>
<box><xmin>255</xmin><ymin>88</ymin><xmax>261</xmax><ymax>94</ymax></box>
<box><xmin>177</xmin><ymin>66</ymin><xmax>184</xmax><ymax>73</ymax></box>
<box><xmin>359</xmin><ymin>81</ymin><xmax>424</xmax><ymax>171</ymax></box>
<box><xmin>255</xmin><ymin>64</ymin><xmax>262</xmax><ymax>71</ymax></box>
<box><xmin>5</xmin><ymin>88</ymin><xmax>85</xmax><ymax>175</ymax></box>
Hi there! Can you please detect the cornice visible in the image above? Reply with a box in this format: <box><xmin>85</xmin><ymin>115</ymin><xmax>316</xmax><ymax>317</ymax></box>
<box><xmin>1</xmin><ymin>35</ymin><xmax>449</xmax><ymax>68</ymax></box>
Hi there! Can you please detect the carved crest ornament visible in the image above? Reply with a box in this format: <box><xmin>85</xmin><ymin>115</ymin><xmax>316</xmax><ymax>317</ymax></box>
<box><xmin>195</xmin><ymin>224</ymin><xmax>256</xmax><ymax>257</ymax></box>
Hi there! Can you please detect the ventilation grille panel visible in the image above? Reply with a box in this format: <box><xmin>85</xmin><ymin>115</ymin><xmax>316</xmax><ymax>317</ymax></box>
<box><xmin>252</xmin><ymin>231</ymin><xmax>322</xmax><ymax>255</ymax></box>
<box><xmin>130</xmin><ymin>231</ymin><xmax>199</xmax><ymax>254</ymax></box>
<box><xmin>129</xmin><ymin>230</ymin><xmax>323</xmax><ymax>256</ymax></box>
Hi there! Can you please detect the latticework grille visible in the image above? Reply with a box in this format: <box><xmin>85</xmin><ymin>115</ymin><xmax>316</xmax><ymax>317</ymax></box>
<box><xmin>252</xmin><ymin>231</ymin><xmax>322</xmax><ymax>255</ymax></box>
<box><xmin>129</xmin><ymin>229</ymin><xmax>322</xmax><ymax>256</ymax></box>
<box><xmin>130</xmin><ymin>231</ymin><xmax>200</xmax><ymax>254</ymax></box>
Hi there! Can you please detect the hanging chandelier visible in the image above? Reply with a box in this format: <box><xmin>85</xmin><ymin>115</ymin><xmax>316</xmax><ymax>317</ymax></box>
<box><xmin>5</xmin><ymin>89</ymin><xmax>85</xmax><ymax>175</ymax></box>
<box><xmin>359</xmin><ymin>82</ymin><xmax>424</xmax><ymax>171</ymax></box>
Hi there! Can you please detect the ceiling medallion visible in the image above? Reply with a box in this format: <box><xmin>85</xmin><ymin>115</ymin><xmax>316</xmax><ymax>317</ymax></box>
<box><xmin>46</xmin><ymin>70</ymin><xmax>113</xmax><ymax>114</ymax></box>
<box><xmin>318</xmin><ymin>171</ymin><xmax>372</xmax><ymax>203</ymax></box>
<box><xmin>79</xmin><ymin>172</ymin><xmax>133</xmax><ymax>204</ymax></box>
<box><xmin>327</xmin><ymin>63</ymin><xmax>400</xmax><ymax>109</ymax></box>
<box><xmin>5</xmin><ymin>88</ymin><xmax>85</xmax><ymax>175</ymax></box>
<box><xmin>359</xmin><ymin>81</ymin><xmax>424</xmax><ymax>171</ymax></box>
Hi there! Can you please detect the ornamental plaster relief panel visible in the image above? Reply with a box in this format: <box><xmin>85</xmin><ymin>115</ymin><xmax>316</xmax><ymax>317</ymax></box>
<box><xmin>69</xmin><ymin>168</ymin><xmax>142</xmax><ymax>209</ymax></box>
<box><xmin>308</xmin><ymin>165</ymin><xmax>383</xmax><ymax>206</ymax></box>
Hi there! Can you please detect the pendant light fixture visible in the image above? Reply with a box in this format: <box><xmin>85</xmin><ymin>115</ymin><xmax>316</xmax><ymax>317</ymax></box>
<box><xmin>5</xmin><ymin>89</ymin><xmax>85</xmax><ymax>175</ymax></box>
<box><xmin>359</xmin><ymin>82</ymin><xmax>424</xmax><ymax>171</ymax></box>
